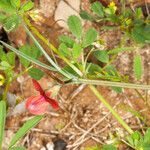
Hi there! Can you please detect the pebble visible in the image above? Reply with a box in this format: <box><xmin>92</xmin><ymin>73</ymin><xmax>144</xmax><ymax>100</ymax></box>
<box><xmin>54</xmin><ymin>0</ymin><xmax>81</xmax><ymax>29</ymax></box>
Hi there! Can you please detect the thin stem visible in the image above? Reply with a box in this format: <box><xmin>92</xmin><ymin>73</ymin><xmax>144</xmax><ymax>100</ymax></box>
<box><xmin>2</xmin><ymin>81</ymin><xmax>10</xmax><ymax>102</ymax></box>
<box><xmin>89</xmin><ymin>85</ymin><xmax>133</xmax><ymax>134</ymax></box>
<box><xmin>23</xmin><ymin>16</ymin><xmax>83</xmax><ymax>77</ymax></box>
<box><xmin>13</xmin><ymin>66</ymin><xmax>33</xmax><ymax>80</ymax></box>
<box><xmin>71</xmin><ymin>78</ymin><xmax>150</xmax><ymax>90</ymax></box>
<box><xmin>23</xmin><ymin>23</ymin><xmax>72</xmax><ymax>79</ymax></box>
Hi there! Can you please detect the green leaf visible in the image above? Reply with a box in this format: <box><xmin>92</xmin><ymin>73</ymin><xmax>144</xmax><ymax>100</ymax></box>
<box><xmin>58</xmin><ymin>35</ymin><xmax>74</xmax><ymax>48</ymax></box>
<box><xmin>1</xmin><ymin>52</ymin><xmax>16</xmax><ymax>66</ymax></box>
<box><xmin>28</xmin><ymin>68</ymin><xmax>44</xmax><ymax>80</ymax></box>
<box><xmin>0</xmin><ymin>1</ymin><xmax>16</xmax><ymax>13</ymax></box>
<box><xmin>7</xmin><ymin>52</ymin><xmax>16</xmax><ymax>66</ymax></box>
<box><xmin>111</xmin><ymin>86</ymin><xmax>122</xmax><ymax>93</ymax></box>
<box><xmin>10</xmin><ymin>0</ymin><xmax>20</xmax><ymax>8</ymax></box>
<box><xmin>9</xmin><ymin>115</ymin><xmax>43</xmax><ymax>148</ymax></box>
<box><xmin>86</xmin><ymin>63</ymin><xmax>102</xmax><ymax>75</ymax></box>
<box><xmin>0</xmin><ymin>61</ymin><xmax>11</xmax><ymax>70</ymax></box>
<box><xmin>58</xmin><ymin>43</ymin><xmax>70</xmax><ymax>57</ymax></box>
<box><xmin>108</xmin><ymin>47</ymin><xmax>134</xmax><ymax>55</ymax></box>
<box><xmin>19</xmin><ymin>44</ymin><xmax>42</xmax><ymax>67</ymax></box>
<box><xmin>80</xmin><ymin>10</ymin><xmax>95</xmax><ymax>21</ymax></box>
<box><xmin>3</xmin><ymin>15</ymin><xmax>20</xmax><ymax>32</ymax></box>
<box><xmin>127</xmin><ymin>131</ymin><xmax>142</xmax><ymax>148</ymax></box>
<box><xmin>133</xmin><ymin>55</ymin><xmax>142</xmax><ymax>80</ymax></box>
<box><xmin>143</xmin><ymin>128</ymin><xmax>150</xmax><ymax>144</ymax></box>
<box><xmin>0</xmin><ymin>101</ymin><xmax>6</xmax><ymax>148</ymax></box>
<box><xmin>9</xmin><ymin>146</ymin><xmax>27</xmax><ymax>150</ymax></box>
<box><xmin>102</xmin><ymin>144</ymin><xmax>117</xmax><ymax>150</ymax></box>
<box><xmin>94</xmin><ymin>50</ymin><xmax>109</xmax><ymax>63</ymax></box>
<box><xmin>0</xmin><ymin>41</ymin><xmax>56</xmax><ymax>72</ymax></box>
<box><xmin>132</xmin><ymin>24</ymin><xmax>150</xmax><ymax>43</ymax></box>
<box><xmin>91</xmin><ymin>2</ymin><xmax>104</xmax><ymax>17</ymax></box>
<box><xmin>72</xmin><ymin>43</ymin><xmax>82</xmax><ymax>60</ymax></box>
<box><xmin>21</xmin><ymin>0</ymin><xmax>34</xmax><ymax>11</ymax></box>
<box><xmin>67</xmin><ymin>15</ymin><xmax>82</xmax><ymax>39</ymax></box>
<box><xmin>82</xmin><ymin>28</ymin><xmax>97</xmax><ymax>48</ymax></box>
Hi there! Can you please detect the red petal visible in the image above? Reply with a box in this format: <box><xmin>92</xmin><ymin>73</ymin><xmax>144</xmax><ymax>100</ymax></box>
<box><xmin>45</xmin><ymin>97</ymin><xmax>59</xmax><ymax>110</ymax></box>
<box><xmin>26</xmin><ymin>95</ymin><xmax>49</xmax><ymax>115</ymax></box>
<box><xmin>32</xmin><ymin>79</ymin><xmax>44</xmax><ymax>95</ymax></box>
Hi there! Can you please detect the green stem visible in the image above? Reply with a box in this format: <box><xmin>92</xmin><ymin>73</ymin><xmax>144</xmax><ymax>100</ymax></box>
<box><xmin>23</xmin><ymin>16</ymin><xmax>83</xmax><ymax>77</ymax></box>
<box><xmin>2</xmin><ymin>81</ymin><xmax>10</xmax><ymax>102</ymax></box>
<box><xmin>71</xmin><ymin>78</ymin><xmax>150</xmax><ymax>90</ymax></box>
<box><xmin>89</xmin><ymin>85</ymin><xmax>133</xmax><ymax>134</ymax></box>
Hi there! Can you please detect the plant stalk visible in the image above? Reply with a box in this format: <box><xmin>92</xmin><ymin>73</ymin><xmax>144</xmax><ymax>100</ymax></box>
<box><xmin>71</xmin><ymin>78</ymin><xmax>150</xmax><ymax>90</ymax></box>
<box><xmin>89</xmin><ymin>85</ymin><xmax>133</xmax><ymax>134</ymax></box>
<box><xmin>23</xmin><ymin>16</ymin><xmax>83</xmax><ymax>77</ymax></box>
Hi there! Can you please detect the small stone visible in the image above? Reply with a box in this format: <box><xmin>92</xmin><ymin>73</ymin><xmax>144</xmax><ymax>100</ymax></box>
<box><xmin>40</xmin><ymin>0</ymin><xmax>59</xmax><ymax>17</ymax></box>
<box><xmin>53</xmin><ymin>139</ymin><xmax>67</xmax><ymax>150</ymax></box>
<box><xmin>54</xmin><ymin>0</ymin><xmax>81</xmax><ymax>29</ymax></box>
<box><xmin>65</xmin><ymin>0</ymin><xmax>80</xmax><ymax>11</ymax></box>
<box><xmin>46</xmin><ymin>142</ymin><xmax>54</xmax><ymax>150</ymax></box>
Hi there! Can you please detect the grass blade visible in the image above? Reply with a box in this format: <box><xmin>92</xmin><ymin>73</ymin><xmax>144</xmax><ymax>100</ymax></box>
<box><xmin>0</xmin><ymin>41</ymin><xmax>56</xmax><ymax>71</ymax></box>
<box><xmin>9</xmin><ymin>115</ymin><xmax>43</xmax><ymax>148</ymax></box>
<box><xmin>0</xmin><ymin>100</ymin><xmax>6</xmax><ymax>148</ymax></box>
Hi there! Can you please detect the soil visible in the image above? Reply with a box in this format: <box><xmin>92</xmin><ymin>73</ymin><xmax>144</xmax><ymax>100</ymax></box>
<box><xmin>1</xmin><ymin>0</ymin><xmax>150</xmax><ymax>150</ymax></box>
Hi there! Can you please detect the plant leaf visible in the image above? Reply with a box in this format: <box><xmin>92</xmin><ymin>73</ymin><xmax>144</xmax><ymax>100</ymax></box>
<box><xmin>58</xmin><ymin>35</ymin><xmax>74</xmax><ymax>48</ymax></box>
<box><xmin>82</xmin><ymin>28</ymin><xmax>97</xmax><ymax>48</ymax></box>
<box><xmin>21</xmin><ymin>0</ymin><xmax>34</xmax><ymax>11</ymax></box>
<box><xmin>10</xmin><ymin>0</ymin><xmax>20</xmax><ymax>8</ymax></box>
<box><xmin>9</xmin><ymin>146</ymin><xmax>27</xmax><ymax>150</ymax></box>
<box><xmin>0</xmin><ymin>101</ymin><xmax>6</xmax><ymax>147</ymax></box>
<box><xmin>108</xmin><ymin>47</ymin><xmax>134</xmax><ymax>55</ymax></box>
<box><xmin>28</xmin><ymin>68</ymin><xmax>44</xmax><ymax>80</ymax></box>
<box><xmin>9</xmin><ymin>115</ymin><xmax>43</xmax><ymax>148</ymax></box>
<box><xmin>67</xmin><ymin>15</ymin><xmax>82</xmax><ymax>39</ymax></box>
<box><xmin>58</xmin><ymin>43</ymin><xmax>70</xmax><ymax>57</ymax></box>
<box><xmin>0</xmin><ymin>1</ymin><xmax>16</xmax><ymax>13</ymax></box>
<box><xmin>91</xmin><ymin>2</ymin><xmax>104</xmax><ymax>17</ymax></box>
<box><xmin>80</xmin><ymin>10</ymin><xmax>95</xmax><ymax>21</ymax></box>
<box><xmin>102</xmin><ymin>144</ymin><xmax>117</xmax><ymax>150</ymax></box>
<box><xmin>133</xmin><ymin>55</ymin><xmax>142</xmax><ymax>80</ymax></box>
<box><xmin>0</xmin><ymin>41</ymin><xmax>56</xmax><ymax>72</ymax></box>
<box><xmin>72</xmin><ymin>43</ymin><xmax>82</xmax><ymax>60</ymax></box>
<box><xmin>94</xmin><ymin>50</ymin><xmax>109</xmax><ymax>63</ymax></box>
<box><xmin>3</xmin><ymin>15</ymin><xmax>20</xmax><ymax>32</ymax></box>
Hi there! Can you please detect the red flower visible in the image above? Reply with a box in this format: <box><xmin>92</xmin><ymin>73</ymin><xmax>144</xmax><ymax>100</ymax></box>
<box><xmin>26</xmin><ymin>79</ymin><xmax>59</xmax><ymax>115</ymax></box>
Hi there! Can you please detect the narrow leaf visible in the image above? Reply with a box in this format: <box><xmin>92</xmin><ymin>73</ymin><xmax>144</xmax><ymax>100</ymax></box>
<box><xmin>0</xmin><ymin>101</ymin><xmax>6</xmax><ymax>147</ymax></box>
<box><xmin>9</xmin><ymin>115</ymin><xmax>43</xmax><ymax>148</ymax></box>
<box><xmin>0</xmin><ymin>41</ymin><xmax>56</xmax><ymax>71</ymax></box>
<box><xmin>133</xmin><ymin>55</ymin><xmax>142</xmax><ymax>80</ymax></box>
<box><xmin>82</xmin><ymin>28</ymin><xmax>97</xmax><ymax>48</ymax></box>
<box><xmin>67</xmin><ymin>15</ymin><xmax>82</xmax><ymax>39</ymax></box>
<box><xmin>9</xmin><ymin>146</ymin><xmax>27</xmax><ymax>150</ymax></box>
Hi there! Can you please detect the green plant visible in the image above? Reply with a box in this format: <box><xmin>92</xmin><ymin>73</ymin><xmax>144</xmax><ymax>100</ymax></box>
<box><xmin>0</xmin><ymin>0</ymin><xmax>150</xmax><ymax>150</ymax></box>
<box><xmin>0</xmin><ymin>100</ymin><xmax>43</xmax><ymax>150</ymax></box>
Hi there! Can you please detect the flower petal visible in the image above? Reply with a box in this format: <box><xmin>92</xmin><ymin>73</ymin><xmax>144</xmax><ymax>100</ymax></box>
<box><xmin>26</xmin><ymin>95</ymin><xmax>49</xmax><ymax>115</ymax></box>
<box><xmin>32</xmin><ymin>79</ymin><xmax>44</xmax><ymax>95</ymax></box>
<box><xmin>45</xmin><ymin>97</ymin><xmax>59</xmax><ymax>110</ymax></box>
